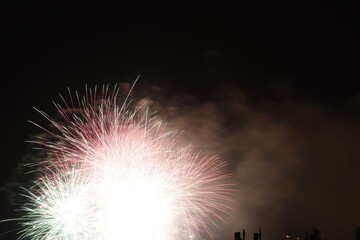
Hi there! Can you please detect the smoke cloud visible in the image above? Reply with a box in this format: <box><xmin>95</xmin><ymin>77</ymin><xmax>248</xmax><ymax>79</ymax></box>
<box><xmin>145</xmin><ymin>81</ymin><xmax>360</xmax><ymax>240</ymax></box>
<box><xmin>2</xmin><ymin>81</ymin><xmax>359</xmax><ymax>240</ymax></box>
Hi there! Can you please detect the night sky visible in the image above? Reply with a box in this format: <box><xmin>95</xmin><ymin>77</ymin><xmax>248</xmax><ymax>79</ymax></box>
<box><xmin>1</xmin><ymin>2</ymin><xmax>360</xmax><ymax>240</ymax></box>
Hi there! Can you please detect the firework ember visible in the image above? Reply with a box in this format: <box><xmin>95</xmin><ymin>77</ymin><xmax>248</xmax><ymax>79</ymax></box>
<box><xmin>14</xmin><ymin>85</ymin><xmax>234</xmax><ymax>240</ymax></box>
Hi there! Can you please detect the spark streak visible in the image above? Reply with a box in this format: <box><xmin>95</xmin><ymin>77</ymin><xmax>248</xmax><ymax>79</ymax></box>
<box><xmin>14</xmin><ymin>85</ymin><xmax>234</xmax><ymax>240</ymax></box>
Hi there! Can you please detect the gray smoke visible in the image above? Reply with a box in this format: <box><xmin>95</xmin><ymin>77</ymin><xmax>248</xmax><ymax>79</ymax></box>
<box><xmin>144</xmin><ymin>82</ymin><xmax>360</xmax><ymax>240</ymax></box>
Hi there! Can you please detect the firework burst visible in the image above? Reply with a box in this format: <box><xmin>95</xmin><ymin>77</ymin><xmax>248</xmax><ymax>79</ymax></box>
<box><xmin>12</xmin><ymin>84</ymin><xmax>234</xmax><ymax>240</ymax></box>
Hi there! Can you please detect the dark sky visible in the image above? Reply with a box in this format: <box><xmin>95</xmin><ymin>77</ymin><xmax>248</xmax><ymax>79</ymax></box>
<box><xmin>1</xmin><ymin>2</ymin><xmax>360</xmax><ymax>240</ymax></box>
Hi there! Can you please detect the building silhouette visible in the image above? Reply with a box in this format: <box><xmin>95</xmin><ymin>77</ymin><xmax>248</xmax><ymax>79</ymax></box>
<box><xmin>234</xmin><ymin>230</ymin><xmax>245</xmax><ymax>240</ymax></box>
<box><xmin>234</xmin><ymin>229</ymin><xmax>261</xmax><ymax>240</ymax></box>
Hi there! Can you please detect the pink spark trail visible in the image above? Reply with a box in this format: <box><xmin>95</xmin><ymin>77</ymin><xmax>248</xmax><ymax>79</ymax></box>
<box><xmin>17</xmin><ymin>85</ymin><xmax>235</xmax><ymax>240</ymax></box>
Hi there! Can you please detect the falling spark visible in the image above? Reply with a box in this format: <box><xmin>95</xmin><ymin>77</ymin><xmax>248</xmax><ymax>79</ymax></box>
<box><xmin>11</xmin><ymin>84</ymin><xmax>234</xmax><ymax>240</ymax></box>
